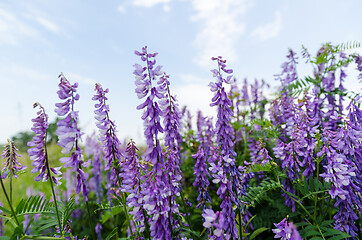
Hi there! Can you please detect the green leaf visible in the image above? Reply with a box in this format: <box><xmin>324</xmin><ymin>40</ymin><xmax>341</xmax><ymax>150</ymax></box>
<box><xmin>105</xmin><ymin>227</ymin><xmax>118</xmax><ymax>240</ymax></box>
<box><xmin>249</xmin><ymin>227</ymin><xmax>268</xmax><ymax>240</ymax></box>
<box><xmin>304</xmin><ymin>230</ymin><xmax>321</xmax><ymax>238</ymax></box>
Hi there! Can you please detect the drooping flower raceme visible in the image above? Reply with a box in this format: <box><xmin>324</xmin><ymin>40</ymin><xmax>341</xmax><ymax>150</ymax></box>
<box><xmin>272</xmin><ymin>218</ymin><xmax>302</xmax><ymax>240</ymax></box>
<box><xmin>28</xmin><ymin>103</ymin><xmax>61</xmax><ymax>185</ymax></box>
<box><xmin>2</xmin><ymin>139</ymin><xmax>26</xmax><ymax>180</ymax></box>
<box><xmin>92</xmin><ymin>83</ymin><xmax>123</xmax><ymax>188</ymax></box>
<box><xmin>134</xmin><ymin>46</ymin><xmax>172</xmax><ymax>239</ymax></box>
<box><xmin>55</xmin><ymin>74</ymin><xmax>89</xmax><ymax>200</ymax></box>
<box><xmin>120</xmin><ymin>140</ymin><xmax>146</xmax><ymax>235</ymax></box>
<box><xmin>85</xmin><ymin>133</ymin><xmax>103</xmax><ymax>203</ymax></box>
<box><xmin>209</xmin><ymin>56</ymin><xmax>238</xmax><ymax>239</ymax></box>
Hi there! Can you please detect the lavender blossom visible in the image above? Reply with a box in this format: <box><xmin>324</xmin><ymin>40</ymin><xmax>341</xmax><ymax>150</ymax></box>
<box><xmin>209</xmin><ymin>56</ymin><xmax>238</xmax><ymax>239</ymax></box>
<box><xmin>134</xmin><ymin>46</ymin><xmax>172</xmax><ymax>239</ymax></box>
<box><xmin>275</xmin><ymin>49</ymin><xmax>298</xmax><ymax>86</ymax></box>
<box><xmin>85</xmin><ymin>133</ymin><xmax>103</xmax><ymax>203</ymax></box>
<box><xmin>272</xmin><ymin>218</ymin><xmax>302</xmax><ymax>240</ymax></box>
<box><xmin>202</xmin><ymin>208</ymin><xmax>224</xmax><ymax>240</ymax></box>
<box><xmin>55</xmin><ymin>74</ymin><xmax>89</xmax><ymax>200</ymax></box>
<box><xmin>2</xmin><ymin>139</ymin><xmax>26</xmax><ymax>179</ymax></box>
<box><xmin>121</xmin><ymin>140</ymin><xmax>147</xmax><ymax>235</ymax></box>
<box><xmin>92</xmin><ymin>83</ymin><xmax>123</xmax><ymax>188</ymax></box>
<box><xmin>27</xmin><ymin>103</ymin><xmax>61</xmax><ymax>185</ymax></box>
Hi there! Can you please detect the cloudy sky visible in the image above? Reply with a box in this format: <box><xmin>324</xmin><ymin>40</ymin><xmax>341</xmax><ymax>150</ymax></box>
<box><xmin>0</xmin><ymin>0</ymin><xmax>361</xmax><ymax>144</ymax></box>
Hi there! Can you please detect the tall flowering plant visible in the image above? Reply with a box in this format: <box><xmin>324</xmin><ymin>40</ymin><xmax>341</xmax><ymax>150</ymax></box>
<box><xmin>134</xmin><ymin>46</ymin><xmax>174</xmax><ymax>239</ymax></box>
<box><xmin>55</xmin><ymin>73</ymin><xmax>88</xmax><ymax>200</ymax></box>
<box><xmin>207</xmin><ymin>56</ymin><xmax>239</xmax><ymax>239</ymax></box>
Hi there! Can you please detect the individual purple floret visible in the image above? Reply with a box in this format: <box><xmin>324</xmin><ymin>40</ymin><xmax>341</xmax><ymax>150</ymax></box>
<box><xmin>202</xmin><ymin>208</ymin><xmax>224</xmax><ymax>239</ymax></box>
<box><xmin>272</xmin><ymin>218</ymin><xmax>302</xmax><ymax>240</ymax></box>
<box><xmin>92</xmin><ymin>83</ymin><xmax>123</xmax><ymax>187</ymax></box>
<box><xmin>55</xmin><ymin>74</ymin><xmax>89</xmax><ymax>200</ymax></box>
<box><xmin>2</xmin><ymin>139</ymin><xmax>26</xmax><ymax>179</ymax></box>
<box><xmin>27</xmin><ymin>103</ymin><xmax>61</xmax><ymax>185</ymax></box>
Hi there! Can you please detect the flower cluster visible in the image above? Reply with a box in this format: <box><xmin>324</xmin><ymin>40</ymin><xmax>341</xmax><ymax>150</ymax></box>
<box><xmin>2</xmin><ymin>139</ymin><xmax>26</xmax><ymax>179</ymax></box>
<box><xmin>55</xmin><ymin>74</ymin><xmax>88</xmax><ymax>200</ymax></box>
<box><xmin>134</xmin><ymin>46</ymin><xmax>172</xmax><ymax>239</ymax></box>
<box><xmin>209</xmin><ymin>56</ymin><xmax>238</xmax><ymax>239</ymax></box>
<box><xmin>28</xmin><ymin>103</ymin><xmax>61</xmax><ymax>185</ymax></box>
<box><xmin>92</xmin><ymin>83</ymin><xmax>123</xmax><ymax>188</ymax></box>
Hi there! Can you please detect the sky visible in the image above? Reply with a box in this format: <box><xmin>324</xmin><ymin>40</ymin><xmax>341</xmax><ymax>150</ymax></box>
<box><xmin>0</xmin><ymin>0</ymin><xmax>361</xmax><ymax>144</ymax></box>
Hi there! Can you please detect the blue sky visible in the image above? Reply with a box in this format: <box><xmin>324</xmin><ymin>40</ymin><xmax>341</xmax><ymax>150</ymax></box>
<box><xmin>0</xmin><ymin>0</ymin><xmax>361</xmax><ymax>144</ymax></box>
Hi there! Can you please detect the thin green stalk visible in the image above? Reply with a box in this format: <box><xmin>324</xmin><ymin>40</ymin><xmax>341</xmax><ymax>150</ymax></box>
<box><xmin>10</xmin><ymin>162</ymin><xmax>13</xmax><ymax>204</ymax></box>
<box><xmin>357</xmin><ymin>212</ymin><xmax>362</xmax><ymax>240</ymax></box>
<box><xmin>0</xmin><ymin>170</ymin><xmax>21</xmax><ymax>231</ymax></box>
<box><xmin>279</xmin><ymin>179</ymin><xmax>315</xmax><ymax>221</ymax></box>
<box><xmin>85</xmin><ymin>200</ymin><xmax>97</xmax><ymax>240</ymax></box>
<box><xmin>314</xmin><ymin>158</ymin><xmax>320</xmax><ymax>224</ymax></box>
<box><xmin>180</xmin><ymin>190</ymin><xmax>193</xmax><ymax>233</ymax></box>
<box><xmin>44</xmin><ymin>141</ymin><xmax>63</xmax><ymax>237</ymax></box>
<box><xmin>23</xmin><ymin>236</ymin><xmax>65</xmax><ymax>240</ymax></box>
<box><xmin>238</xmin><ymin>210</ymin><xmax>243</xmax><ymax>240</ymax></box>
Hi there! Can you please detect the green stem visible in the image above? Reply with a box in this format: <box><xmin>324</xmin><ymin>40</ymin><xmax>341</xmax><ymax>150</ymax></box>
<box><xmin>85</xmin><ymin>200</ymin><xmax>97</xmax><ymax>240</ymax></box>
<box><xmin>238</xmin><ymin>210</ymin><xmax>243</xmax><ymax>240</ymax></box>
<box><xmin>279</xmin><ymin>179</ymin><xmax>315</xmax><ymax>221</ymax></box>
<box><xmin>180</xmin><ymin>190</ymin><xmax>193</xmax><ymax>233</ymax></box>
<box><xmin>23</xmin><ymin>236</ymin><xmax>65</xmax><ymax>240</ymax></box>
<box><xmin>44</xmin><ymin>142</ymin><xmax>63</xmax><ymax>237</ymax></box>
<box><xmin>0</xmin><ymin>169</ymin><xmax>21</xmax><ymax>229</ymax></box>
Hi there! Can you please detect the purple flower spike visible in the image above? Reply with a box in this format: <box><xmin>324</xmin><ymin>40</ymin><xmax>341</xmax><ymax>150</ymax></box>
<box><xmin>92</xmin><ymin>83</ymin><xmax>123</xmax><ymax>185</ymax></box>
<box><xmin>28</xmin><ymin>103</ymin><xmax>61</xmax><ymax>185</ymax></box>
<box><xmin>209</xmin><ymin>56</ymin><xmax>238</xmax><ymax>239</ymax></box>
<box><xmin>55</xmin><ymin>74</ymin><xmax>88</xmax><ymax>200</ymax></box>
<box><xmin>272</xmin><ymin>218</ymin><xmax>302</xmax><ymax>240</ymax></box>
<box><xmin>2</xmin><ymin>139</ymin><xmax>26</xmax><ymax>179</ymax></box>
<box><xmin>134</xmin><ymin>47</ymin><xmax>172</xmax><ymax>239</ymax></box>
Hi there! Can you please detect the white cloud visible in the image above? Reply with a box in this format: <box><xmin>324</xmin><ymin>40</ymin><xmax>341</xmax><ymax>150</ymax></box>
<box><xmin>191</xmin><ymin>0</ymin><xmax>253</xmax><ymax>68</ymax></box>
<box><xmin>251</xmin><ymin>11</ymin><xmax>282</xmax><ymax>41</ymax></box>
<box><xmin>35</xmin><ymin>16</ymin><xmax>59</xmax><ymax>33</ymax></box>
<box><xmin>117</xmin><ymin>5</ymin><xmax>126</xmax><ymax>13</ymax></box>
<box><xmin>174</xmin><ymin>74</ymin><xmax>216</xmax><ymax>118</ymax></box>
<box><xmin>132</xmin><ymin>0</ymin><xmax>171</xmax><ymax>9</ymax></box>
<box><xmin>0</xmin><ymin>8</ymin><xmax>37</xmax><ymax>45</ymax></box>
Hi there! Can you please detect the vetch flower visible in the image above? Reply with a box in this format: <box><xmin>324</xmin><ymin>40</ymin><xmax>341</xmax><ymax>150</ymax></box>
<box><xmin>272</xmin><ymin>218</ymin><xmax>302</xmax><ymax>240</ymax></box>
<box><xmin>2</xmin><ymin>139</ymin><xmax>26</xmax><ymax>179</ymax></box>
<box><xmin>27</xmin><ymin>103</ymin><xmax>61</xmax><ymax>185</ymax></box>
<box><xmin>55</xmin><ymin>74</ymin><xmax>89</xmax><ymax>200</ymax></box>
<box><xmin>209</xmin><ymin>56</ymin><xmax>238</xmax><ymax>239</ymax></box>
<box><xmin>92</xmin><ymin>83</ymin><xmax>123</xmax><ymax>188</ymax></box>
<box><xmin>134</xmin><ymin>46</ymin><xmax>172</xmax><ymax>239</ymax></box>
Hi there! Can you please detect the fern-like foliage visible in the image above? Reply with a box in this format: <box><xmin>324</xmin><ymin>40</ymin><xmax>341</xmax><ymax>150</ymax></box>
<box><xmin>14</xmin><ymin>195</ymin><xmax>53</xmax><ymax>217</ymax></box>
<box><xmin>246</xmin><ymin>161</ymin><xmax>277</xmax><ymax>174</ymax></box>
<box><xmin>243</xmin><ymin>178</ymin><xmax>282</xmax><ymax>207</ymax></box>
<box><xmin>297</xmin><ymin>220</ymin><xmax>351</xmax><ymax>240</ymax></box>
